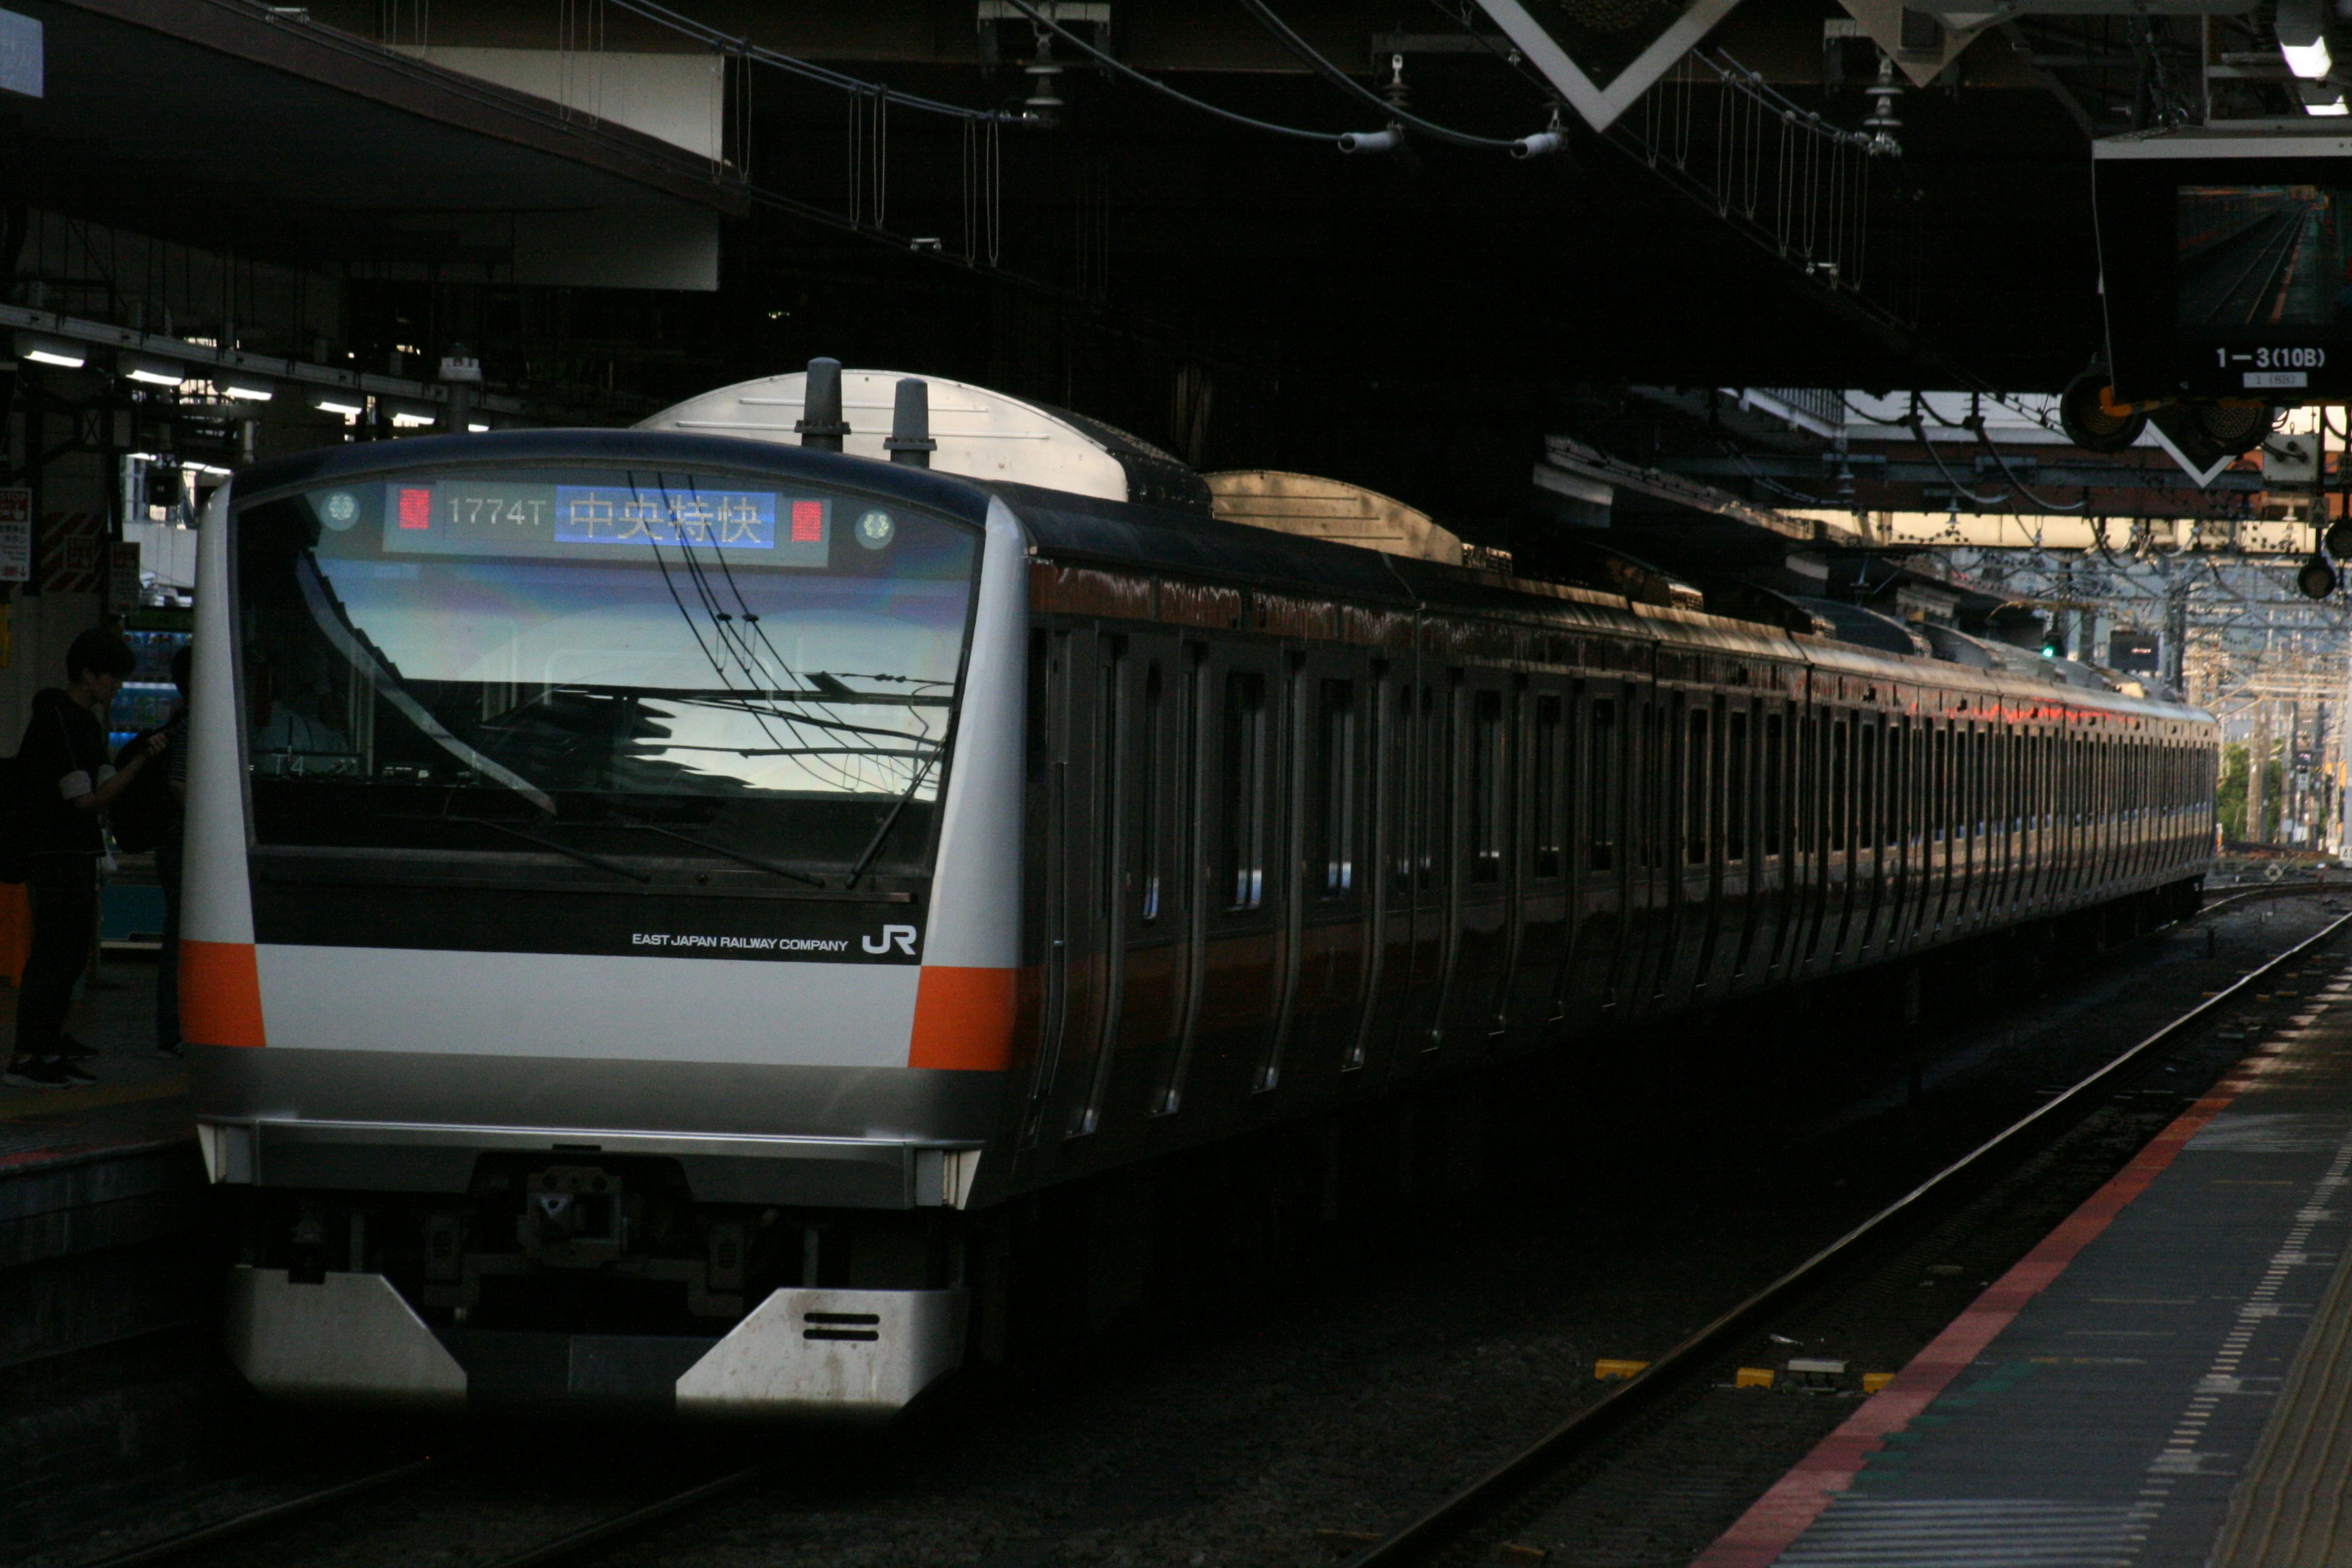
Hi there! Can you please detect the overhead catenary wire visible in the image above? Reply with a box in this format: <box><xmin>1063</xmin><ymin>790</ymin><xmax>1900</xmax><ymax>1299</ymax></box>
<box><xmin>602</xmin><ymin>0</ymin><xmax>1024</xmax><ymax>123</ymax></box>
<box><xmin>993</xmin><ymin>0</ymin><xmax>1359</xmax><ymax>143</ymax></box>
<box><xmin>1228</xmin><ymin>0</ymin><xmax>1526</xmax><ymax>150</ymax></box>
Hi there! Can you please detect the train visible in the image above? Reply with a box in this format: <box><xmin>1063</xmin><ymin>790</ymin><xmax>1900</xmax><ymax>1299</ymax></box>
<box><xmin>181</xmin><ymin>364</ymin><xmax>2218</xmax><ymax>1418</ymax></box>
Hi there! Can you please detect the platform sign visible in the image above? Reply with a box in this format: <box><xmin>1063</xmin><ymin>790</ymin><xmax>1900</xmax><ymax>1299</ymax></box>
<box><xmin>0</xmin><ymin>486</ymin><xmax>28</xmax><ymax>583</ymax></box>
<box><xmin>1471</xmin><ymin>0</ymin><xmax>1748</xmax><ymax>130</ymax></box>
<box><xmin>2095</xmin><ymin>129</ymin><xmax>2352</xmax><ymax>401</ymax></box>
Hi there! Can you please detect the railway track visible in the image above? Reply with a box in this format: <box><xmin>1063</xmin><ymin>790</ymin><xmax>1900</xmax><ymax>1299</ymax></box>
<box><xmin>2192</xmin><ymin>204</ymin><xmax>2309</xmax><ymax>326</ymax></box>
<box><xmin>1338</xmin><ymin>902</ymin><xmax>2352</xmax><ymax>1568</ymax></box>
<box><xmin>36</xmin><ymin>895</ymin><xmax>2337</xmax><ymax>1568</ymax></box>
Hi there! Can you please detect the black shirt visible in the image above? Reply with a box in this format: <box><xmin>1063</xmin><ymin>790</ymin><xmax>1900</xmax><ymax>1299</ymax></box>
<box><xmin>15</xmin><ymin>688</ymin><xmax>111</xmax><ymax>857</ymax></box>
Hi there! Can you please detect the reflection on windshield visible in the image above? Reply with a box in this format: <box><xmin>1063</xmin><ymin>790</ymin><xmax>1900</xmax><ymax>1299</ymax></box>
<box><xmin>237</xmin><ymin>469</ymin><xmax>980</xmax><ymax>877</ymax></box>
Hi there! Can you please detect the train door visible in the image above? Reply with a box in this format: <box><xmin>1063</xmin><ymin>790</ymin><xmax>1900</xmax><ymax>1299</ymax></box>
<box><xmin>1846</xmin><ymin>712</ymin><xmax>1881</xmax><ymax>964</ymax></box>
<box><xmin>1626</xmin><ymin>683</ymin><xmax>1675</xmax><ymax>1011</ymax></box>
<box><xmin>1098</xmin><ymin>638</ymin><xmax>1193</xmax><ymax>1135</ymax></box>
<box><xmin>1749</xmin><ymin>695</ymin><xmax>1790</xmax><ymax>982</ymax></box>
<box><xmin>1515</xmin><ymin>680</ymin><xmax>1573</xmax><ymax>1028</ymax></box>
<box><xmin>1018</xmin><ymin>626</ymin><xmax>1115</xmax><ymax>1152</ymax></box>
<box><xmin>1789</xmin><ymin>701</ymin><xmax>1824</xmax><ymax>976</ymax></box>
<box><xmin>1717</xmin><ymin>695</ymin><xmax>1756</xmax><ymax>991</ymax></box>
<box><xmin>1679</xmin><ymin>693</ymin><xmax>1725</xmax><ymax>998</ymax></box>
<box><xmin>1444</xmin><ymin>670</ymin><xmax>1514</xmax><ymax>1049</ymax></box>
<box><xmin>1955</xmin><ymin>721</ymin><xmax>1980</xmax><ymax>932</ymax></box>
<box><xmin>1189</xmin><ymin>639</ymin><xmax>1290</xmax><ymax>1108</ymax></box>
<box><xmin>1401</xmin><ymin>673</ymin><xmax>1455</xmax><ymax>1053</ymax></box>
<box><xmin>1646</xmin><ymin>685</ymin><xmax>1695</xmax><ymax>1005</ymax></box>
<box><xmin>1813</xmin><ymin>706</ymin><xmax>1852</xmax><ymax>971</ymax></box>
<box><xmin>1270</xmin><ymin>653</ymin><xmax>1373</xmax><ymax>1087</ymax></box>
<box><xmin>1882</xmin><ymin>713</ymin><xmax>1911</xmax><ymax>956</ymax></box>
<box><xmin>1562</xmin><ymin>678</ymin><xmax>1629</xmax><ymax>1023</ymax></box>
<box><xmin>1147</xmin><ymin>643</ymin><xmax>1216</xmax><ymax>1117</ymax></box>
<box><xmin>1358</xmin><ymin>667</ymin><xmax>1424</xmax><ymax>1077</ymax></box>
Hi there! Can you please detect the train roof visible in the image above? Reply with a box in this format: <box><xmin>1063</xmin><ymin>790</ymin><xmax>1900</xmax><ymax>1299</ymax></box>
<box><xmin>997</xmin><ymin>480</ymin><xmax>2211</xmax><ymax>729</ymax></box>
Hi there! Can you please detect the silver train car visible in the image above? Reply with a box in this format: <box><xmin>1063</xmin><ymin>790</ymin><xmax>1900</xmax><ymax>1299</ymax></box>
<box><xmin>183</xmin><ymin>370</ymin><xmax>2218</xmax><ymax>1417</ymax></box>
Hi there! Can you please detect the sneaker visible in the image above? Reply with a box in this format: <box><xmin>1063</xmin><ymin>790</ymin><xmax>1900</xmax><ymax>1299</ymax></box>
<box><xmin>57</xmin><ymin>1035</ymin><xmax>97</xmax><ymax>1061</ymax></box>
<box><xmin>51</xmin><ymin>1059</ymin><xmax>98</xmax><ymax>1086</ymax></box>
<box><xmin>3</xmin><ymin>1058</ymin><xmax>69</xmax><ymax>1090</ymax></box>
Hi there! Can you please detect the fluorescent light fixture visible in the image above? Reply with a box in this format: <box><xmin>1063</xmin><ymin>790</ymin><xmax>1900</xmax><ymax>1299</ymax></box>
<box><xmin>2286</xmin><ymin>36</ymin><xmax>2337</xmax><ymax>77</ymax></box>
<box><xmin>16</xmin><ymin>330</ymin><xmax>86</xmax><ymax>368</ymax></box>
<box><xmin>466</xmin><ymin>420</ymin><xmax>491</xmax><ymax>433</ymax></box>
<box><xmin>119</xmin><ymin>352</ymin><xmax>184</xmax><ymax>386</ymax></box>
<box><xmin>307</xmin><ymin>389</ymin><xmax>366</xmax><ymax>417</ymax></box>
<box><xmin>218</xmin><ymin>374</ymin><xmax>274</xmax><ymax>402</ymax></box>
<box><xmin>2311</xmin><ymin>93</ymin><xmax>2351</xmax><ymax>115</ymax></box>
<box><xmin>386</xmin><ymin>401</ymin><xmax>439</xmax><ymax>428</ymax></box>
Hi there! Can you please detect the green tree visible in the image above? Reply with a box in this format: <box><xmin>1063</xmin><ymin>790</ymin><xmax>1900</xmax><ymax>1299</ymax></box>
<box><xmin>2217</xmin><ymin>741</ymin><xmax>2286</xmax><ymax>842</ymax></box>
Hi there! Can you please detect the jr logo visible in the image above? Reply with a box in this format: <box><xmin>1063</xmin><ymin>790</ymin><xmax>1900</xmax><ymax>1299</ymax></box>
<box><xmin>863</xmin><ymin>924</ymin><xmax>919</xmax><ymax>956</ymax></box>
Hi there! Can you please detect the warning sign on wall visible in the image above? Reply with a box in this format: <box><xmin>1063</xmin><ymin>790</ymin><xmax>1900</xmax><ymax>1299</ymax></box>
<box><xmin>39</xmin><ymin>511</ymin><xmax>104</xmax><ymax>594</ymax></box>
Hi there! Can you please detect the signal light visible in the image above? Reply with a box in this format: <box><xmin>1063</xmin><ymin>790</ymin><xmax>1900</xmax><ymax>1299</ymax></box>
<box><xmin>2326</xmin><ymin>518</ymin><xmax>2352</xmax><ymax>557</ymax></box>
<box><xmin>2299</xmin><ymin>552</ymin><xmax>2339</xmax><ymax>600</ymax></box>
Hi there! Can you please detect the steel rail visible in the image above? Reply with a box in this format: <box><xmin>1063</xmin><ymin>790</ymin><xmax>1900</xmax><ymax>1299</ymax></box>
<box><xmin>1344</xmin><ymin>903</ymin><xmax>2352</xmax><ymax>1567</ymax></box>
<box><xmin>82</xmin><ymin>1457</ymin><xmax>439</xmax><ymax>1568</ymax></box>
<box><xmin>478</xmin><ymin>1461</ymin><xmax>776</xmax><ymax>1568</ymax></box>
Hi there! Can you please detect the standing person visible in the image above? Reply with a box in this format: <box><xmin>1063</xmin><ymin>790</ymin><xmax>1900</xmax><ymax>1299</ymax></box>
<box><xmin>5</xmin><ymin>630</ymin><xmax>165</xmax><ymax>1089</ymax></box>
<box><xmin>154</xmin><ymin>645</ymin><xmax>191</xmax><ymax>1060</ymax></box>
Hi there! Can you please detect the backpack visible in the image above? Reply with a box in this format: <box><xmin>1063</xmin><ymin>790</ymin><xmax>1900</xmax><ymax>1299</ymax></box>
<box><xmin>108</xmin><ymin>728</ymin><xmax>175</xmax><ymax>854</ymax></box>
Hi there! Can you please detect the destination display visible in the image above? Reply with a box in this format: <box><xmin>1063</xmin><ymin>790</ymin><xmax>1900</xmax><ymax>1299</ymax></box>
<box><xmin>317</xmin><ymin>477</ymin><xmax>833</xmax><ymax>566</ymax></box>
<box><xmin>2095</xmin><ymin>135</ymin><xmax>2352</xmax><ymax>399</ymax></box>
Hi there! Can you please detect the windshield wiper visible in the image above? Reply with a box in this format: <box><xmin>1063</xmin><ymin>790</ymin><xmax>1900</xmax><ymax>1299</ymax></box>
<box><xmin>844</xmin><ymin>744</ymin><xmax>943</xmax><ymax>888</ymax></box>
<box><xmin>602</xmin><ymin>817</ymin><xmax>825</xmax><ymax>888</ymax></box>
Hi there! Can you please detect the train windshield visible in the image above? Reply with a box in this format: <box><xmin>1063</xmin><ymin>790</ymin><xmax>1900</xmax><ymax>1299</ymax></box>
<box><xmin>233</xmin><ymin>465</ymin><xmax>981</xmax><ymax>880</ymax></box>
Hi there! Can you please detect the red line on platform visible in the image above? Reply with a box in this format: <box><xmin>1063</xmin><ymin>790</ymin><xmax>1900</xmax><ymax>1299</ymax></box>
<box><xmin>1689</xmin><ymin>1052</ymin><xmax>2278</xmax><ymax>1568</ymax></box>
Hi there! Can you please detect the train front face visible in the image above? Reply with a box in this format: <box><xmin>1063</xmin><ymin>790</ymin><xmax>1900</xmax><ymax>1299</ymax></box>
<box><xmin>180</xmin><ymin>431</ymin><xmax>1024</xmax><ymax>1418</ymax></box>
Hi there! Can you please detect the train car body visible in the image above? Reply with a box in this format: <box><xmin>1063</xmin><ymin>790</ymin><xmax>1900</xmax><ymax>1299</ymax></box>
<box><xmin>184</xmin><ymin>375</ymin><xmax>2216</xmax><ymax>1419</ymax></box>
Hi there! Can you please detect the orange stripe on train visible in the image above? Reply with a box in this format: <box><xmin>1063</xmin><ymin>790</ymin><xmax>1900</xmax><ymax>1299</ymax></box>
<box><xmin>181</xmin><ymin>940</ymin><xmax>266</xmax><ymax>1048</ymax></box>
<box><xmin>907</xmin><ymin>965</ymin><xmax>1014</xmax><ymax>1071</ymax></box>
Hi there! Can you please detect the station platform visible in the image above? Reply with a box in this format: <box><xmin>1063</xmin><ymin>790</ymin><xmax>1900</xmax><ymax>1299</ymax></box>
<box><xmin>0</xmin><ymin>953</ymin><xmax>206</xmax><ymax>1372</ymax></box>
<box><xmin>1698</xmin><ymin>953</ymin><xmax>2352</xmax><ymax>1567</ymax></box>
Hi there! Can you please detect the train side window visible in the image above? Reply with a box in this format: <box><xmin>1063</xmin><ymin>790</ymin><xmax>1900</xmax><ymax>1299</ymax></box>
<box><xmin>1726</xmin><ymin>707</ymin><xmax>1749</xmax><ymax>862</ymax></box>
<box><xmin>1219</xmin><ymin>670</ymin><xmax>1268</xmax><ymax>910</ymax></box>
<box><xmin>1315</xmin><ymin>679</ymin><xmax>1358</xmax><ymax>897</ymax></box>
<box><xmin>1532</xmin><ymin>694</ymin><xmax>1564</xmax><ymax>878</ymax></box>
<box><xmin>1762</xmin><ymin>709</ymin><xmax>1784</xmax><ymax>857</ymax></box>
<box><xmin>1685</xmin><ymin>705</ymin><xmax>1711</xmax><ymax>864</ymax></box>
<box><xmin>1589</xmin><ymin>698</ymin><xmax>1618</xmax><ymax>871</ymax></box>
<box><xmin>1470</xmin><ymin>689</ymin><xmax>1506</xmax><ymax>883</ymax></box>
